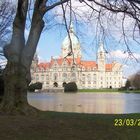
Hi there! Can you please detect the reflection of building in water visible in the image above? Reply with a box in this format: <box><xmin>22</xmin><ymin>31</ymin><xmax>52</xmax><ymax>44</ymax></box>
<box><xmin>31</xmin><ymin>24</ymin><xmax>123</xmax><ymax>89</ymax></box>
<box><xmin>28</xmin><ymin>94</ymin><xmax>125</xmax><ymax>114</ymax></box>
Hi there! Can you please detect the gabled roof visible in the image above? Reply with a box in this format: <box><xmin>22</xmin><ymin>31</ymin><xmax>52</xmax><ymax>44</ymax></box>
<box><xmin>80</xmin><ymin>61</ymin><xmax>97</xmax><ymax>68</ymax></box>
<box><xmin>38</xmin><ymin>62</ymin><xmax>50</xmax><ymax>70</ymax></box>
<box><xmin>36</xmin><ymin>57</ymin><xmax>114</xmax><ymax>72</ymax></box>
<box><xmin>106</xmin><ymin>64</ymin><xmax>113</xmax><ymax>71</ymax></box>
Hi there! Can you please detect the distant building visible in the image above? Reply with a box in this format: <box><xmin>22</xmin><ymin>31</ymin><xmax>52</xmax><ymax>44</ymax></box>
<box><xmin>31</xmin><ymin>24</ymin><xmax>123</xmax><ymax>89</ymax></box>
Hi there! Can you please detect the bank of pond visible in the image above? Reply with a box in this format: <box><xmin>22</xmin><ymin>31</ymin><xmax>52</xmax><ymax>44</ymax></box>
<box><xmin>28</xmin><ymin>92</ymin><xmax>140</xmax><ymax>114</ymax></box>
<box><xmin>78</xmin><ymin>89</ymin><xmax>140</xmax><ymax>93</ymax></box>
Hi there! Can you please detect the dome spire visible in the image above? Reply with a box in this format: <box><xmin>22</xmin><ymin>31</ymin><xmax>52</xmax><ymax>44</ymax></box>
<box><xmin>69</xmin><ymin>21</ymin><xmax>74</xmax><ymax>33</ymax></box>
<box><xmin>98</xmin><ymin>42</ymin><xmax>105</xmax><ymax>53</ymax></box>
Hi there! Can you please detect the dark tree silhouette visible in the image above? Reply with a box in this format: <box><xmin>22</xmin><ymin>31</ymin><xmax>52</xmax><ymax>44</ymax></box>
<box><xmin>131</xmin><ymin>71</ymin><xmax>140</xmax><ymax>89</ymax></box>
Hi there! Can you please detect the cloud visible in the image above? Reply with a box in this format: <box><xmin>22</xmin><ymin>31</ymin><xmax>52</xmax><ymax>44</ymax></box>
<box><xmin>50</xmin><ymin>0</ymin><xmax>138</xmax><ymax>45</ymax></box>
<box><xmin>38</xmin><ymin>55</ymin><xmax>45</xmax><ymax>63</ymax></box>
<box><xmin>10</xmin><ymin>0</ymin><xmax>138</xmax><ymax>44</ymax></box>
<box><xmin>51</xmin><ymin>0</ymin><xmax>99</xmax><ymax>23</ymax></box>
<box><xmin>107</xmin><ymin>50</ymin><xmax>140</xmax><ymax>59</ymax></box>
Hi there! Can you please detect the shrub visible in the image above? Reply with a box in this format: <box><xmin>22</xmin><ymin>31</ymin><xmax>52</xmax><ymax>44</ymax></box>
<box><xmin>118</xmin><ymin>86</ymin><xmax>126</xmax><ymax>91</ymax></box>
<box><xmin>131</xmin><ymin>73</ymin><xmax>140</xmax><ymax>90</ymax></box>
<box><xmin>64</xmin><ymin>82</ymin><xmax>78</xmax><ymax>93</ymax></box>
<box><xmin>28</xmin><ymin>82</ymin><xmax>42</xmax><ymax>92</ymax></box>
<box><xmin>125</xmin><ymin>80</ymin><xmax>131</xmax><ymax>90</ymax></box>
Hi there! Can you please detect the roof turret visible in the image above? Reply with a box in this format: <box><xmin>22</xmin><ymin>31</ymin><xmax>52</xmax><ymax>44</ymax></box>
<box><xmin>98</xmin><ymin>42</ymin><xmax>105</xmax><ymax>53</ymax></box>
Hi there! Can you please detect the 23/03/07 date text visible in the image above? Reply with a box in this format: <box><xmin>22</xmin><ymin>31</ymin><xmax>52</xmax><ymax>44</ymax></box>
<box><xmin>114</xmin><ymin>119</ymin><xmax>140</xmax><ymax>126</ymax></box>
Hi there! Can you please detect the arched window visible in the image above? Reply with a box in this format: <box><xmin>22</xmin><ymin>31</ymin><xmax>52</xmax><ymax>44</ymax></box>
<box><xmin>53</xmin><ymin>82</ymin><xmax>58</xmax><ymax>87</ymax></box>
<box><xmin>62</xmin><ymin>82</ymin><xmax>67</xmax><ymax>87</ymax></box>
<box><xmin>62</xmin><ymin>73</ymin><xmax>67</xmax><ymax>81</ymax></box>
<box><xmin>71</xmin><ymin>73</ymin><xmax>76</xmax><ymax>77</ymax></box>
<box><xmin>71</xmin><ymin>73</ymin><xmax>76</xmax><ymax>81</ymax></box>
<box><xmin>72</xmin><ymin>66</ymin><xmax>76</xmax><ymax>71</ymax></box>
<box><xmin>53</xmin><ymin>73</ymin><xmax>58</xmax><ymax>81</ymax></box>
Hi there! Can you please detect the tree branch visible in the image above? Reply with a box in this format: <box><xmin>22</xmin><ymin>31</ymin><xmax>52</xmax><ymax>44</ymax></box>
<box><xmin>46</xmin><ymin>0</ymin><xmax>69</xmax><ymax>11</ymax></box>
<box><xmin>4</xmin><ymin>0</ymin><xmax>28</xmax><ymax>62</ymax></box>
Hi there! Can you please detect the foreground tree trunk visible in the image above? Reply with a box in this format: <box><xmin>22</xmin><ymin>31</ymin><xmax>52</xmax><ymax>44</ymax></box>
<box><xmin>0</xmin><ymin>0</ymin><xmax>45</xmax><ymax>115</ymax></box>
<box><xmin>0</xmin><ymin>0</ymin><xmax>70</xmax><ymax>115</ymax></box>
<box><xmin>0</xmin><ymin>61</ymin><xmax>37</xmax><ymax>115</ymax></box>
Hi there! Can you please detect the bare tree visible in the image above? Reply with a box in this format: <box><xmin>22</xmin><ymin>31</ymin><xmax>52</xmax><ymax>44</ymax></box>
<box><xmin>56</xmin><ymin>0</ymin><xmax>140</xmax><ymax>59</ymax></box>
<box><xmin>130</xmin><ymin>71</ymin><xmax>140</xmax><ymax>89</ymax></box>
<box><xmin>0</xmin><ymin>0</ymin><xmax>15</xmax><ymax>57</ymax></box>
<box><xmin>84</xmin><ymin>0</ymin><xmax>140</xmax><ymax>51</ymax></box>
<box><xmin>0</xmin><ymin>0</ymin><xmax>71</xmax><ymax>115</ymax></box>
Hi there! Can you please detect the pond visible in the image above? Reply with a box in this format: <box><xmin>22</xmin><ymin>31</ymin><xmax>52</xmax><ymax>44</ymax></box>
<box><xmin>27</xmin><ymin>92</ymin><xmax>140</xmax><ymax>114</ymax></box>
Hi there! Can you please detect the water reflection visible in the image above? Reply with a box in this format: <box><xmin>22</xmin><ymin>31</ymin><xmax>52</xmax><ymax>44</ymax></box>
<box><xmin>27</xmin><ymin>92</ymin><xmax>140</xmax><ymax>114</ymax></box>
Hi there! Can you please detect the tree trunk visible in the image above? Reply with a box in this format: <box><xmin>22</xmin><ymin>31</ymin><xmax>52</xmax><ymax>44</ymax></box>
<box><xmin>0</xmin><ymin>0</ymin><xmax>70</xmax><ymax>115</ymax></box>
<box><xmin>0</xmin><ymin>0</ymin><xmax>43</xmax><ymax>115</ymax></box>
<box><xmin>0</xmin><ymin>61</ymin><xmax>38</xmax><ymax>115</ymax></box>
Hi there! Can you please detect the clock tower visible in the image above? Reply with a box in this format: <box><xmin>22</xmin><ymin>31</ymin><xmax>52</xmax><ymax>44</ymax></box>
<box><xmin>97</xmin><ymin>43</ymin><xmax>105</xmax><ymax>71</ymax></box>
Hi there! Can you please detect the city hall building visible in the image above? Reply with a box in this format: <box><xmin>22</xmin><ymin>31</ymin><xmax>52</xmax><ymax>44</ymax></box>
<box><xmin>31</xmin><ymin>24</ymin><xmax>123</xmax><ymax>89</ymax></box>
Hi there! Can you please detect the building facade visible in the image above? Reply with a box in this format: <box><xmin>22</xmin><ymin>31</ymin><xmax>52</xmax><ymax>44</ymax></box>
<box><xmin>31</xmin><ymin>24</ymin><xmax>123</xmax><ymax>89</ymax></box>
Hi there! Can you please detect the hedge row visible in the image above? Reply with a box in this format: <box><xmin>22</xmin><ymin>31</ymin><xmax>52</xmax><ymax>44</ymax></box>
<box><xmin>64</xmin><ymin>82</ymin><xmax>78</xmax><ymax>93</ymax></box>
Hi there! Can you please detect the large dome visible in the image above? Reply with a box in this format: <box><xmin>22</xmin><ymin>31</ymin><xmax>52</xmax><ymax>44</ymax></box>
<box><xmin>61</xmin><ymin>23</ymin><xmax>82</xmax><ymax>58</ymax></box>
<box><xmin>62</xmin><ymin>24</ymin><xmax>80</xmax><ymax>48</ymax></box>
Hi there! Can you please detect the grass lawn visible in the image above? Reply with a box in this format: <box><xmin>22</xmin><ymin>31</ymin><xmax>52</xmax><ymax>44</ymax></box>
<box><xmin>79</xmin><ymin>89</ymin><xmax>119</xmax><ymax>93</ymax></box>
<box><xmin>0</xmin><ymin>111</ymin><xmax>140</xmax><ymax>140</ymax></box>
<box><xmin>78</xmin><ymin>89</ymin><xmax>140</xmax><ymax>93</ymax></box>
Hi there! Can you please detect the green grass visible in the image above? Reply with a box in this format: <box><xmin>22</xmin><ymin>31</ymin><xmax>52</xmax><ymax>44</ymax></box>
<box><xmin>78</xmin><ymin>89</ymin><xmax>140</xmax><ymax>93</ymax></box>
<box><xmin>122</xmin><ymin>90</ymin><xmax>140</xmax><ymax>93</ymax></box>
<box><xmin>0</xmin><ymin>111</ymin><xmax>140</xmax><ymax>140</ymax></box>
<box><xmin>78</xmin><ymin>89</ymin><xmax>119</xmax><ymax>93</ymax></box>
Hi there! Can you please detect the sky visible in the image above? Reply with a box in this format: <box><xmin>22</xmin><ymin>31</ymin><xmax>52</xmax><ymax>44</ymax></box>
<box><xmin>7</xmin><ymin>0</ymin><xmax>140</xmax><ymax>78</ymax></box>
